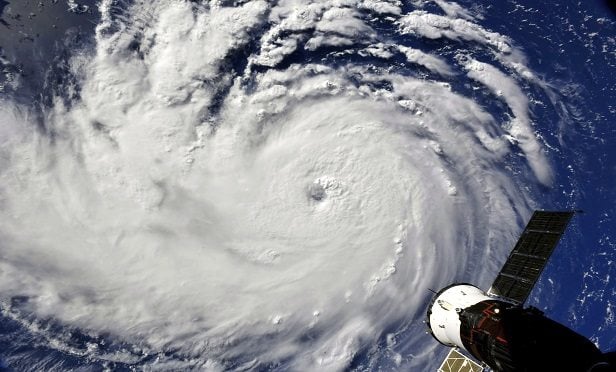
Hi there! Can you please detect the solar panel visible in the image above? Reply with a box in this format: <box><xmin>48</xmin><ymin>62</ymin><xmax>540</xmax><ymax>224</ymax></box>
<box><xmin>437</xmin><ymin>348</ymin><xmax>484</xmax><ymax>372</ymax></box>
<box><xmin>488</xmin><ymin>211</ymin><xmax>575</xmax><ymax>305</ymax></box>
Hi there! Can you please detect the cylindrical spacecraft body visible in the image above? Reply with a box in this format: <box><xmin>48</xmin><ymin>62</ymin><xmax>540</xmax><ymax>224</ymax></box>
<box><xmin>426</xmin><ymin>283</ymin><xmax>492</xmax><ymax>350</ymax></box>
<box><xmin>426</xmin><ymin>283</ymin><xmax>607</xmax><ymax>372</ymax></box>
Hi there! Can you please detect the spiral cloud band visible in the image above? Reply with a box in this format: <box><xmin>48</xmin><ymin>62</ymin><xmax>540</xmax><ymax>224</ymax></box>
<box><xmin>0</xmin><ymin>0</ymin><xmax>554</xmax><ymax>370</ymax></box>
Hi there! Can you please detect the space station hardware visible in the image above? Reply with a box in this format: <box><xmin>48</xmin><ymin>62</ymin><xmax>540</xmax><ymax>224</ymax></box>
<box><xmin>437</xmin><ymin>348</ymin><xmax>484</xmax><ymax>372</ymax></box>
<box><xmin>426</xmin><ymin>211</ymin><xmax>616</xmax><ymax>372</ymax></box>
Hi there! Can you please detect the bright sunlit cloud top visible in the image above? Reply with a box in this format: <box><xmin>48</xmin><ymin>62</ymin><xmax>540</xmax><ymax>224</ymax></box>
<box><xmin>0</xmin><ymin>0</ymin><xmax>554</xmax><ymax>370</ymax></box>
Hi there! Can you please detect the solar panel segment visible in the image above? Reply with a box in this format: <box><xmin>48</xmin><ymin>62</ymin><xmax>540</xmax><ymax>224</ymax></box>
<box><xmin>488</xmin><ymin>211</ymin><xmax>574</xmax><ymax>305</ymax></box>
<box><xmin>437</xmin><ymin>348</ymin><xmax>484</xmax><ymax>372</ymax></box>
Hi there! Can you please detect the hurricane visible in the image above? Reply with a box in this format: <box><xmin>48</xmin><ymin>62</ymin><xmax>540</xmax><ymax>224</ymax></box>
<box><xmin>0</xmin><ymin>0</ymin><xmax>576</xmax><ymax>370</ymax></box>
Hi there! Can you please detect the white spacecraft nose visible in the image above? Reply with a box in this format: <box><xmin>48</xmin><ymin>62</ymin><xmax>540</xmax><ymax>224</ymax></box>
<box><xmin>426</xmin><ymin>283</ymin><xmax>492</xmax><ymax>349</ymax></box>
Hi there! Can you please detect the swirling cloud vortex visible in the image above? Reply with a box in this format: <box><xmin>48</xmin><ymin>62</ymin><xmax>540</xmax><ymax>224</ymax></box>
<box><xmin>0</xmin><ymin>0</ymin><xmax>553</xmax><ymax>370</ymax></box>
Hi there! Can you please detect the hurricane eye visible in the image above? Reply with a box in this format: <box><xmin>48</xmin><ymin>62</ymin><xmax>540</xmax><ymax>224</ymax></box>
<box><xmin>308</xmin><ymin>183</ymin><xmax>326</xmax><ymax>201</ymax></box>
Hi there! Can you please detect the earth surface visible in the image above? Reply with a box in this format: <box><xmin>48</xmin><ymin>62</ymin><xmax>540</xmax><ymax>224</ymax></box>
<box><xmin>0</xmin><ymin>0</ymin><xmax>614</xmax><ymax>371</ymax></box>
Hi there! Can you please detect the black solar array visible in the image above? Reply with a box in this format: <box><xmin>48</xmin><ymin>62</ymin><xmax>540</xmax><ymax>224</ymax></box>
<box><xmin>488</xmin><ymin>211</ymin><xmax>575</xmax><ymax>305</ymax></box>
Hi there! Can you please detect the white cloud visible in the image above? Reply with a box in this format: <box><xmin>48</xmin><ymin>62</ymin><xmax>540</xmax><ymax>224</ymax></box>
<box><xmin>398</xmin><ymin>10</ymin><xmax>512</xmax><ymax>53</ymax></box>
<box><xmin>0</xmin><ymin>0</ymin><xmax>555</xmax><ymax>370</ymax></box>
<box><xmin>398</xmin><ymin>45</ymin><xmax>455</xmax><ymax>76</ymax></box>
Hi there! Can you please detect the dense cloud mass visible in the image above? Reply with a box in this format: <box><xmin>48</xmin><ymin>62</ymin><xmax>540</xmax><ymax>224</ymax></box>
<box><xmin>0</xmin><ymin>0</ymin><xmax>558</xmax><ymax>370</ymax></box>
